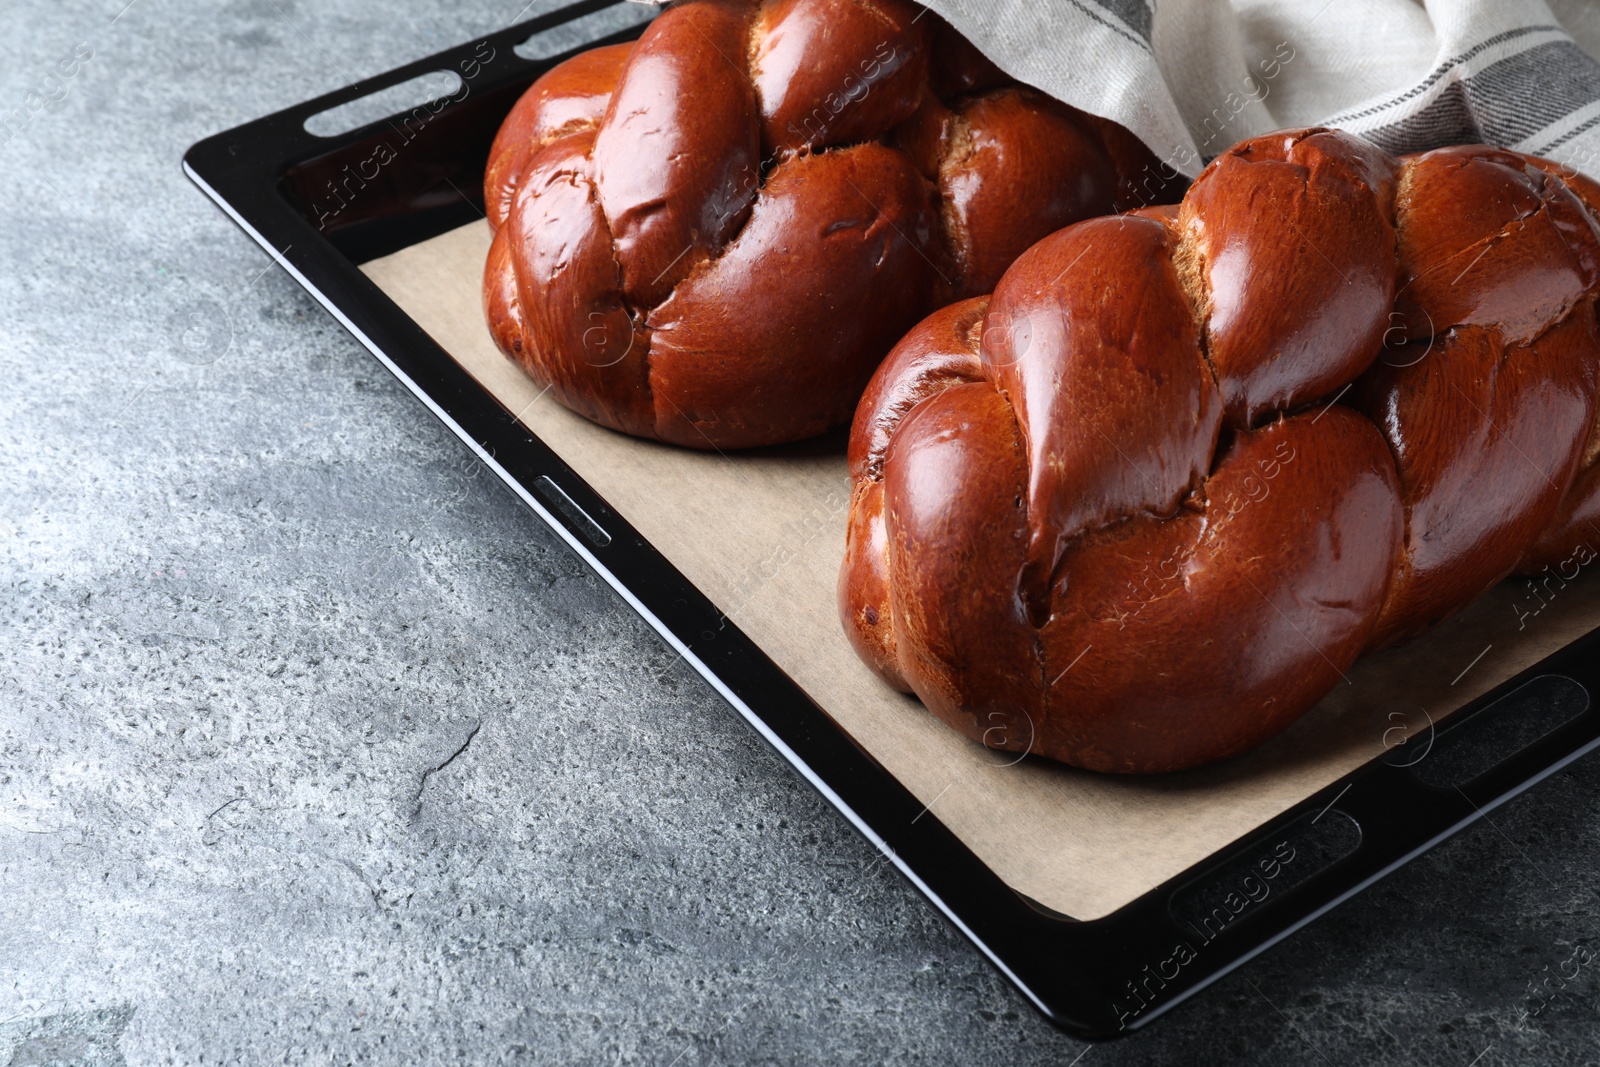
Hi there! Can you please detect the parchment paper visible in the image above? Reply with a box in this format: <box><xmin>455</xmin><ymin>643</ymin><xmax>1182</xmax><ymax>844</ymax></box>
<box><xmin>362</xmin><ymin>220</ymin><xmax>1600</xmax><ymax>920</ymax></box>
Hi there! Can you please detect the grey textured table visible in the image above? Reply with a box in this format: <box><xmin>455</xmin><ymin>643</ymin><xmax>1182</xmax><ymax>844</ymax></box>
<box><xmin>4</xmin><ymin>1</ymin><xmax>1600</xmax><ymax>1064</ymax></box>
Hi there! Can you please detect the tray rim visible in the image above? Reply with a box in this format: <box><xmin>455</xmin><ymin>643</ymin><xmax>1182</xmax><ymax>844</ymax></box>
<box><xmin>180</xmin><ymin>0</ymin><xmax>1600</xmax><ymax>1039</ymax></box>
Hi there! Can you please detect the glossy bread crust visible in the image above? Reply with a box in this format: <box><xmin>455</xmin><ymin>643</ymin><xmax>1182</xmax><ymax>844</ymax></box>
<box><xmin>842</xmin><ymin>128</ymin><xmax>1600</xmax><ymax>773</ymax></box>
<box><xmin>483</xmin><ymin>0</ymin><xmax>1178</xmax><ymax>449</ymax></box>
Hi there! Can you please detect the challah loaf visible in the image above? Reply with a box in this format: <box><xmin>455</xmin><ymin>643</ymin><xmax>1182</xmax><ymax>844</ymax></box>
<box><xmin>482</xmin><ymin>0</ymin><xmax>1174</xmax><ymax>448</ymax></box>
<box><xmin>840</xmin><ymin>128</ymin><xmax>1600</xmax><ymax>773</ymax></box>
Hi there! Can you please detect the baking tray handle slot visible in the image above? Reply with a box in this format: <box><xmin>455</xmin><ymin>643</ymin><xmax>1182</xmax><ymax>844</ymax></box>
<box><xmin>1166</xmin><ymin>808</ymin><xmax>1362</xmax><ymax>941</ymax></box>
<box><xmin>515</xmin><ymin>1</ymin><xmax>655</xmax><ymax>60</ymax></box>
<box><xmin>535</xmin><ymin>475</ymin><xmax>612</xmax><ymax>548</ymax></box>
<box><xmin>1411</xmin><ymin>674</ymin><xmax>1590</xmax><ymax>789</ymax></box>
<box><xmin>303</xmin><ymin>71</ymin><xmax>466</xmax><ymax>138</ymax></box>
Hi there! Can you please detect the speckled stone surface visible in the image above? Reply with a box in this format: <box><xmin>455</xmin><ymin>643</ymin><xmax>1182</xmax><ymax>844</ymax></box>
<box><xmin>4</xmin><ymin>1</ymin><xmax>1600</xmax><ymax>1064</ymax></box>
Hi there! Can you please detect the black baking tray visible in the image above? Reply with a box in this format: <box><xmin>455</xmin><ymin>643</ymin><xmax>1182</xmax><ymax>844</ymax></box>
<box><xmin>182</xmin><ymin>0</ymin><xmax>1600</xmax><ymax>1039</ymax></box>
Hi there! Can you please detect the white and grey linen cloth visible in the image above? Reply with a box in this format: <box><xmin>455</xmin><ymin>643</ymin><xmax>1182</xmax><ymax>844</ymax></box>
<box><xmin>923</xmin><ymin>0</ymin><xmax>1600</xmax><ymax>177</ymax></box>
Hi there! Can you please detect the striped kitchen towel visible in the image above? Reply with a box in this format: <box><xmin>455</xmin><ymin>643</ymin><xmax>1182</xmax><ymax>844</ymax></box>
<box><xmin>924</xmin><ymin>0</ymin><xmax>1600</xmax><ymax>178</ymax></box>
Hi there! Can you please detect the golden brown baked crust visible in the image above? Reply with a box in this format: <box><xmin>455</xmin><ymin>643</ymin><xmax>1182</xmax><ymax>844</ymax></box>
<box><xmin>841</xmin><ymin>128</ymin><xmax>1600</xmax><ymax>774</ymax></box>
<box><xmin>482</xmin><ymin>0</ymin><xmax>1176</xmax><ymax>449</ymax></box>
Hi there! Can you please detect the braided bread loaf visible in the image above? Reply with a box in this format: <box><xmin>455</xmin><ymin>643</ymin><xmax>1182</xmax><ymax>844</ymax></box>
<box><xmin>482</xmin><ymin>0</ymin><xmax>1173</xmax><ymax>449</ymax></box>
<box><xmin>840</xmin><ymin>128</ymin><xmax>1600</xmax><ymax>774</ymax></box>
